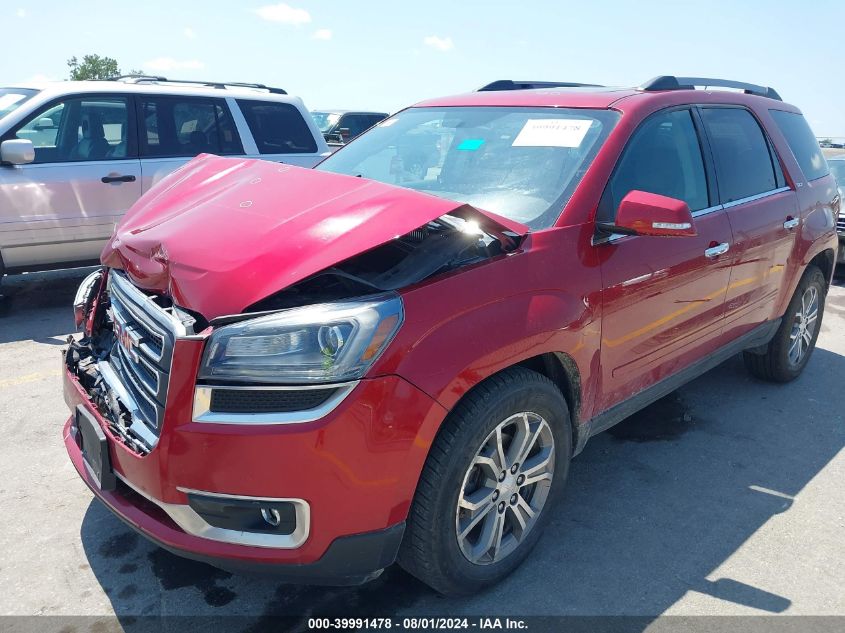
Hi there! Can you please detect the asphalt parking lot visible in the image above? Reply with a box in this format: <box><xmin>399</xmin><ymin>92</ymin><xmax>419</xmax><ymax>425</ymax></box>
<box><xmin>0</xmin><ymin>268</ymin><xmax>843</xmax><ymax>628</ymax></box>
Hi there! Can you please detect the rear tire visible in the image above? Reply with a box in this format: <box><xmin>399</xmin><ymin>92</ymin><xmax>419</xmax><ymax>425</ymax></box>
<box><xmin>743</xmin><ymin>265</ymin><xmax>826</xmax><ymax>382</ymax></box>
<box><xmin>398</xmin><ymin>366</ymin><xmax>571</xmax><ymax>596</ymax></box>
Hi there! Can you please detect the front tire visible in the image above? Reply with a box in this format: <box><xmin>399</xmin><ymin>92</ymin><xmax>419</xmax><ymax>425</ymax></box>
<box><xmin>398</xmin><ymin>367</ymin><xmax>571</xmax><ymax>596</ymax></box>
<box><xmin>743</xmin><ymin>265</ymin><xmax>827</xmax><ymax>382</ymax></box>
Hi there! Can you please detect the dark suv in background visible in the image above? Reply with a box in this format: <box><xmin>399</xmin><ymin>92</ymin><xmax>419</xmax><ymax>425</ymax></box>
<box><xmin>312</xmin><ymin>110</ymin><xmax>388</xmax><ymax>148</ymax></box>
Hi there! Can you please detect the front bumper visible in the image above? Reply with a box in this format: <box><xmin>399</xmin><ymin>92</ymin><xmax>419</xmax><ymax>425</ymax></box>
<box><xmin>63</xmin><ymin>355</ymin><xmax>447</xmax><ymax>581</ymax></box>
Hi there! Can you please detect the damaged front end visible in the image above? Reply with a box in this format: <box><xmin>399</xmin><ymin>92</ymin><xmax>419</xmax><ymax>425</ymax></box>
<box><xmin>68</xmin><ymin>206</ymin><xmax>516</xmax><ymax>455</ymax></box>
<box><xmin>67</xmin><ymin>268</ymin><xmax>201</xmax><ymax>454</ymax></box>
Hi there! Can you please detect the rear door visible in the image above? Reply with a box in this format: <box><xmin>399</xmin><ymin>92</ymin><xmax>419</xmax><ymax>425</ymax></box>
<box><xmin>698</xmin><ymin>106</ymin><xmax>798</xmax><ymax>338</ymax></box>
<box><xmin>136</xmin><ymin>95</ymin><xmax>244</xmax><ymax>192</ymax></box>
<box><xmin>234</xmin><ymin>99</ymin><xmax>325</xmax><ymax>167</ymax></box>
<box><xmin>0</xmin><ymin>93</ymin><xmax>140</xmax><ymax>269</ymax></box>
<box><xmin>597</xmin><ymin>107</ymin><xmax>734</xmax><ymax>412</ymax></box>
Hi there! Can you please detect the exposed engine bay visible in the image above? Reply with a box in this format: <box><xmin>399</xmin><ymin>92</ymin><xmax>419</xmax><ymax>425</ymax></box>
<box><xmin>246</xmin><ymin>213</ymin><xmax>517</xmax><ymax>314</ymax></box>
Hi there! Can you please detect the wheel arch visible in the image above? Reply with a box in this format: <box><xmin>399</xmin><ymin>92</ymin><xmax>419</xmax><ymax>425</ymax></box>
<box><xmin>514</xmin><ymin>352</ymin><xmax>584</xmax><ymax>454</ymax></box>
<box><xmin>427</xmin><ymin>351</ymin><xmax>585</xmax><ymax>459</ymax></box>
<box><xmin>808</xmin><ymin>248</ymin><xmax>836</xmax><ymax>288</ymax></box>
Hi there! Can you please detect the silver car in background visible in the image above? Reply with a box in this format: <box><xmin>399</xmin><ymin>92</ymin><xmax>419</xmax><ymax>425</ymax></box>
<box><xmin>829</xmin><ymin>155</ymin><xmax>845</xmax><ymax>267</ymax></box>
<box><xmin>0</xmin><ymin>77</ymin><xmax>329</xmax><ymax>290</ymax></box>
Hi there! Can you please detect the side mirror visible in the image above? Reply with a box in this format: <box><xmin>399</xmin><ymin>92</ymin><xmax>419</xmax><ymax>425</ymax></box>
<box><xmin>0</xmin><ymin>139</ymin><xmax>35</xmax><ymax>165</ymax></box>
<box><xmin>602</xmin><ymin>190</ymin><xmax>697</xmax><ymax>238</ymax></box>
<box><xmin>338</xmin><ymin>127</ymin><xmax>351</xmax><ymax>140</ymax></box>
<box><xmin>34</xmin><ymin>118</ymin><xmax>55</xmax><ymax>130</ymax></box>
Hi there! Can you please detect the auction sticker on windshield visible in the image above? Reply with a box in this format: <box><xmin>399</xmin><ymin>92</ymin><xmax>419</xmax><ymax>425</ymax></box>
<box><xmin>512</xmin><ymin>118</ymin><xmax>592</xmax><ymax>147</ymax></box>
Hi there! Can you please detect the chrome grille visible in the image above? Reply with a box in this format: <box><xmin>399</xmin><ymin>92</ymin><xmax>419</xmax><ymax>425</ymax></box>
<box><xmin>837</xmin><ymin>214</ymin><xmax>845</xmax><ymax>235</ymax></box>
<box><xmin>103</xmin><ymin>272</ymin><xmax>186</xmax><ymax>449</ymax></box>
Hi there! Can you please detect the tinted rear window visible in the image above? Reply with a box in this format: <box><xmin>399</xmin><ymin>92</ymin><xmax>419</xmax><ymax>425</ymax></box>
<box><xmin>769</xmin><ymin>110</ymin><xmax>829</xmax><ymax>181</ymax></box>
<box><xmin>237</xmin><ymin>100</ymin><xmax>317</xmax><ymax>154</ymax></box>
<box><xmin>701</xmin><ymin>108</ymin><xmax>778</xmax><ymax>203</ymax></box>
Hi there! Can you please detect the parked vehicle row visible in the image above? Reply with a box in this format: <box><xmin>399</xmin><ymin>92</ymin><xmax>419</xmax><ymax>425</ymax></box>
<box><xmin>63</xmin><ymin>75</ymin><xmax>839</xmax><ymax>595</ymax></box>
<box><xmin>828</xmin><ymin>155</ymin><xmax>845</xmax><ymax>265</ymax></box>
<box><xmin>0</xmin><ymin>76</ymin><xmax>331</xmax><ymax>287</ymax></box>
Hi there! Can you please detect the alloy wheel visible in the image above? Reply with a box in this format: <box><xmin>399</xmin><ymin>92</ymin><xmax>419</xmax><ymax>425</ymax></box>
<box><xmin>788</xmin><ymin>285</ymin><xmax>819</xmax><ymax>366</ymax></box>
<box><xmin>455</xmin><ymin>412</ymin><xmax>555</xmax><ymax>565</ymax></box>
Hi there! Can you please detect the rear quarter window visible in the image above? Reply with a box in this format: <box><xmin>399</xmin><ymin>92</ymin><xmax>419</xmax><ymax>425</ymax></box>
<box><xmin>769</xmin><ymin>110</ymin><xmax>830</xmax><ymax>181</ymax></box>
<box><xmin>236</xmin><ymin>100</ymin><xmax>318</xmax><ymax>154</ymax></box>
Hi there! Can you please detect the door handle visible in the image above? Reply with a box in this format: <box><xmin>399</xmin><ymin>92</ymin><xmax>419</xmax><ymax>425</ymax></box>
<box><xmin>101</xmin><ymin>174</ymin><xmax>136</xmax><ymax>184</ymax></box>
<box><xmin>705</xmin><ymin>242</ymin><xmax>730</xmax><ymax>258</ymax></box>
<box><xmin>783</xmin><ymin>217</ymin><xmax>799</xmax><ymax>230</ymax></box>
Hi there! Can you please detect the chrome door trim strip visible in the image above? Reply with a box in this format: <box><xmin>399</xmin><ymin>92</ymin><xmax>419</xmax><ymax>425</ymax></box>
<box><xmin>721</xmin><ymin>186</ymin><xmax>791</xmax><ymax>210</ymax></box>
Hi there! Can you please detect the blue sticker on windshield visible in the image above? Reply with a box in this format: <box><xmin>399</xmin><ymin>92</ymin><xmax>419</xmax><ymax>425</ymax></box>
<box><xmin>457</xmin><ymin>139</ymin><xmax>485</xmax><ymax>151</ymax></box>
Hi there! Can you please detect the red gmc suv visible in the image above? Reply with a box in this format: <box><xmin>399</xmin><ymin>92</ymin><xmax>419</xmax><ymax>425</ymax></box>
<box><xmin>64</xmin><ymin>76</ymin><xmax>840</xmax><ymax>596</ymax></box>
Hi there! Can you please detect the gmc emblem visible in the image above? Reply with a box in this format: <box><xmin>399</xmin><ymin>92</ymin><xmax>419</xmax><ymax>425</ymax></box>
<box><xmin>113</xmin><ymin>320</ymin><xmax>140</xmax><ymax>363</ymax></box>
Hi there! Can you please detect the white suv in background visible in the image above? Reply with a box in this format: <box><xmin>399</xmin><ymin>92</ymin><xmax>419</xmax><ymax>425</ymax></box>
<box><xmin>0</xmin><ymin>76</ymin><xmax>330</xmax><ymax>288</ymax></box>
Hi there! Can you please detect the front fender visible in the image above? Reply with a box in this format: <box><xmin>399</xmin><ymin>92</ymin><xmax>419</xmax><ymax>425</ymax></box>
<box><xmin>371</xmin><ymin>226</ymin><xmax>603</xmax><ymax>419</ymax></box>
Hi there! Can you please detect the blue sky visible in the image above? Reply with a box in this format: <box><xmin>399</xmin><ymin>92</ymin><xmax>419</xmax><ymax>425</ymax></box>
<box><xmin>2</xmin><ymin>0</ymin><xmax>844</xmax><ymax>136</ymax></box>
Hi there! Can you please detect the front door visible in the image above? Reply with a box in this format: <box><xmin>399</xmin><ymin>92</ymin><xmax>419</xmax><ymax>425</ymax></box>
<box><xmin>596</xmin><ymin>107</ymin><xmax>734</xmax><ymax>412</ymax></box>
<box><xmin>0</xmin><ymin>94</ymin><xmax>140</xmax><ymax>269</ymax></box>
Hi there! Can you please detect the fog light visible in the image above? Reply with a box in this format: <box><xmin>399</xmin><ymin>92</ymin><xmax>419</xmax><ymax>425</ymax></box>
<box><xmin>186</xmin><ymin>493</ymin><xmax>297</xmax><ymax>534</ymax></box>
<box><xmin>261</xmin><ymin>507</ymin><xmax>282</xmax><ymax>527</ymax></box>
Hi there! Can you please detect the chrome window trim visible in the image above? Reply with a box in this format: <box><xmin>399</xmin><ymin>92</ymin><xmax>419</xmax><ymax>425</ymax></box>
<box><xmin>115</xmin><ymin>473</ymin><xmax>310</xmax><ymax>549</ymax></box>
<box><xmin>192</xmin><ymin>381</ymin><xmax>360</xmax><ymax>425</ymax></box>
<box><xmin>691</xmin><ymin>204</ymin><xmax>724</xmax><ymax>218</ymax></box>
<box><xmin>721</xmin><ymin>186</ymin><xmax>791</xmax><ymax>210</ymax></box>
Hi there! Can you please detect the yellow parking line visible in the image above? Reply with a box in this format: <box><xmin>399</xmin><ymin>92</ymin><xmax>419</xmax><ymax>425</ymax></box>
<box><xmin>0</xmin><ymin>369</ymin><xmax>61</xmax><ymax>389</ymax></box>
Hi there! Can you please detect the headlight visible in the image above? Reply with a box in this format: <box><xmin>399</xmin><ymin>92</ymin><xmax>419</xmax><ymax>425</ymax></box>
<box><xmin>199</xmin><ymin>294</ymin><xmax>403</xmax><ymax>384</ymax></box>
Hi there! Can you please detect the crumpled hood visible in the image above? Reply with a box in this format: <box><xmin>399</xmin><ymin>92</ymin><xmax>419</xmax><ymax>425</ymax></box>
<box><xmin>102</xmin><ymin>154</ymin><xmax>526</xmax><ymax>320</ymax></box>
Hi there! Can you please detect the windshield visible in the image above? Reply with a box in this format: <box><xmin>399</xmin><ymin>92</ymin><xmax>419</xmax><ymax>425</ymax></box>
<box><xmin>0</xmin><ymin>88</ymin><xmax>38</xmax><ymax>121</ymax></box>
<box><xmin>317</xmin><ymin>106</ymin><xmax>619</xmax><ymax>229</ymax></box>
<box><xmin>312</xmin><ymin>112</ymin><xmax>342</xmax><ymax>133</ymax></box>
<box><xmin>829</xmin><ymin>160</ymin><xmax>845</xmax><ymax>185</ymax></box>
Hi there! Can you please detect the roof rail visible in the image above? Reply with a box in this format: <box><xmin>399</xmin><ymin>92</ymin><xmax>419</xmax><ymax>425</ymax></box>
<box><xmin>477</xmin><ymin>80</ymin><xmax>603</xmax><ymax>92</ymax></box>
<box><xmin>108</xmin><ymin>74</ymin><xmax>168</xmax><ymax>82</ymax></box>
<box><xmin>103</xmin><ymin>75</ymin><xmax>288</xmax><ymax>95</ymax></box>
<box><xmin>640</xmin><ymin>76</ymin><xmax>782</xmax><ymax>101</ymax></box>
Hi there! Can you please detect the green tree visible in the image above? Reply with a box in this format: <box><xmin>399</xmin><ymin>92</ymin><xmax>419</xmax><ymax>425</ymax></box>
<box><xmin>67</xmin><ymin>54</ymin><xmax>122</xmax><ymax>80</ymax></box>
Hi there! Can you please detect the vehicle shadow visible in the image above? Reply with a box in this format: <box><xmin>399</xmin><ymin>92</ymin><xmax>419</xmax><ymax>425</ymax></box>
<box><xmin>79</xmin><ymin>343</ymin><xmax>845</xmax><ymax>630</ymax></box>
<box><xmin>0</xmin><ymin>268</ymin><xmax>95</xmax><ymax>344</ymax></box>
